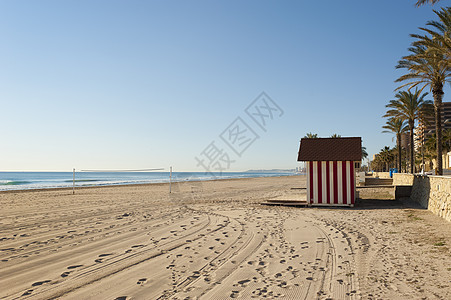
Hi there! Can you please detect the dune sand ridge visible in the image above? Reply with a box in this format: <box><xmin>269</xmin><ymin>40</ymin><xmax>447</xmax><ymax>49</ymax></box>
<box><xmin>0</xmin><ymin>176</ymin><xmax>449</xmax><ymax>299</ymax></box>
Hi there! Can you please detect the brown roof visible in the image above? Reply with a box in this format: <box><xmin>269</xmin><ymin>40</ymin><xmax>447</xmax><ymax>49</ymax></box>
<box><xmin>297</xmin><ymin>137</ymin><xmax>362</xmax><ymax>161</ymax></box>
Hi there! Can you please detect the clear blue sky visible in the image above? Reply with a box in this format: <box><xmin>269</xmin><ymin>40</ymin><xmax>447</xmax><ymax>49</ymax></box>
<box><xmin>0</xmin><ymin>0</ymin><xmax>448</xmax><ymax>171</ymax></box>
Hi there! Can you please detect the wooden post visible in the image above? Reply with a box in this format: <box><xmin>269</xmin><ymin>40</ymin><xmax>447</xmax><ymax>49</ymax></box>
<box><xmin>73</xmin><ymin>168</ymin><xmax>75</xmax><ymax>195</ymax></box>
<box><xmin>169</xmin><ymin>166</ymin><xmax>172</xmax><ymax>193</ymax></box>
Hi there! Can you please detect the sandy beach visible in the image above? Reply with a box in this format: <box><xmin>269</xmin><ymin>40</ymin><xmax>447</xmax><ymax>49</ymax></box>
<box><xmin>0</xmin><ymin>175</ymin><xmax>450</xmax><ymax>299</ymax></box>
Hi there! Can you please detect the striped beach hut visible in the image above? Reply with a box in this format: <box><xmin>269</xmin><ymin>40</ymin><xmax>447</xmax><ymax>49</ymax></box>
<box><xmin>297</xmin><ymin>137</ymin><xmax>362</xmax><ymax>207</ymax></box>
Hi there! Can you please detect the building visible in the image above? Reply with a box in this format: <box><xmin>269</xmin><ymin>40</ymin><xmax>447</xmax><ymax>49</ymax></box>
<box><xmin>400</xmin><ymin>132</ymin><xmax>410</xmax><ymax>150</ymax></box>
<box><xmin>418</xmin><ymin>102</ymin><xmax>451</xmax><ymax>139</ymax></box>
<box><xmin>417</xmin><ymin>102</ymin><xmax>451</xmax><ymax>170</ymax></box>
<box><xmin>297</xmin><ymin>137</ymin><xmax>362</xmax><ymax>207</ymax></box>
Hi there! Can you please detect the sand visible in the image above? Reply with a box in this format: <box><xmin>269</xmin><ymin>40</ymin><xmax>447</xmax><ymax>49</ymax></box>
<box><xmin>0</xmin><ymin>175</ymin><xmax>449</xmax><ymax>299</ymax></box>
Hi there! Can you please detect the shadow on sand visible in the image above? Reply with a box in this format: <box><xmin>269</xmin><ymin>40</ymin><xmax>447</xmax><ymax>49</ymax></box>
<box><xmin>351</xmin><ymin>197</ymin><xmax>424</xmax><ymax>210</ymax></box>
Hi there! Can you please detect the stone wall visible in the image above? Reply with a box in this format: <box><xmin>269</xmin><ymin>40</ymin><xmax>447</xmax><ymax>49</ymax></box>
<box><xmin>371</xmin><ymin>172</ymin><xmax>391</xmax><ymax>179</ymax></box>
<box><xmin>392</xmin><ymin>173</ymin><xmax>414</xmax><ymax>186</ymax></box>
<box><xmin>393</xmin><ymin>173</ymin><xmax>451</xmax><ymax>222</ymax></box>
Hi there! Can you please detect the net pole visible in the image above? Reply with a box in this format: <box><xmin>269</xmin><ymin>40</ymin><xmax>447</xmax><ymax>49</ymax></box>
<box><xmin>169</xmin><ymin>166</ymin><xmax>172</xmax><ymax>193</ymax></box>
<box><xmin>73</xmin><ymin>168</ymin><xmax>75</xmax><ymax>195</ymax></box>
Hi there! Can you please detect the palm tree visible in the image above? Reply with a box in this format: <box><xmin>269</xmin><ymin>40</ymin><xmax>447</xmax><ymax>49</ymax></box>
<box><xmin>304</xmin><ymin>132</ymin><xmax>318</xmax><ymax>138</ymax></box>
<box><xmin>360</xmin><ymin>146</ymin><xmax>368</xmax><ymax>170</ymax></box>
<box><xmin>362</xmin><ymin>146</ymin><xmax>368</xmax><ymax>160</ymax></box>
<box><xmin>382</xmin><ymin>117</ymin><xmax>408</xmax><ymax>172</ymax></box>
<box><xmin>413</xmin><ymin>7</ymin><xmax>451</xmax><ymax>60</ymax></box>
<box><xmin>424</xmin><ymin>135</ymin><xmax>437</xmax><ymax>170</ymax></box>
<box><xmin>442</xmin><ymin>128</ymin><xmax>451</xmax><ymax>168</ymax></box>
<box><xmin>443</xmin><ymin>128</ymin><xmax>451</xmax><ymax>152</ymax></box>
<box><xmin>330</xmin><ymin>134</ymin><xmax>342</xmax><ymax>138</ymax></box>
<box><xmin>424</xmin><ymin>129</ymin><xmax>451</xmax><ymax>169</ymax></box>
<box><xmin>415</xmin><ymin>0</ymin><xmax>442</xmax><ymax>6</ymax></box>
<box><xmin>379</xmin><ymin>146</ymin><xmax>395</xmax><ymax>172</ymax></box>
<box><xmin>395</xmin><ymin>43</ymin><xmax>451</xmax><ymax>174</ymax></box>
<box><xmin>384</xmin><ymin>89</ymin><xmax>432</xmax><ymax>173</ymax></box>
<box><xmin>371</xmin><ymin>155</ymin><xmax>383</xmax><ymax>172</ymax></box>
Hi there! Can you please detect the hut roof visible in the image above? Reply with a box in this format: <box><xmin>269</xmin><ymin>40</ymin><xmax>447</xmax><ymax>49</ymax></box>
<box><xmin>297</xmin><ymin>137</ymin><xmax>362</xmax><ymax>161</ymax></box>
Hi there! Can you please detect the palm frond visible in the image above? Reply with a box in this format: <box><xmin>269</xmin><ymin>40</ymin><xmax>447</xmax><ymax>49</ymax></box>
<box><xmin>415</xmin><ymin>0</ymin><xmax>442</xmax><ymax>8</ymax></box>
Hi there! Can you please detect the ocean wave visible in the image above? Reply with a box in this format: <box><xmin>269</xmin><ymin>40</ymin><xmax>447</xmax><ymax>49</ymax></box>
<box><xmin>0</xmin><ymin>180</ymin><xmax>32</xmax><ymax>186</ymax></box>
<box><xmin>63</xmin><ymin>179</ymin><xmax>100</xmax><ymax>183</ymax></box>
<box><xmin>0</xmin><ymin>172</ymin><xmax>298</xmax><ymax>191</ymax></box>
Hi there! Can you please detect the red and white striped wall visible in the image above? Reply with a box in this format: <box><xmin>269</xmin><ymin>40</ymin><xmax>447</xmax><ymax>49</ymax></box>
<box><xmin>306</xmin><ymin>161</ymin><xmax>355</xmax><ymax>206</ymax></box>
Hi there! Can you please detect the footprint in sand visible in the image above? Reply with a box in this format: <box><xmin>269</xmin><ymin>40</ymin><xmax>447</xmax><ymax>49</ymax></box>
<box><xmin>21</xmin><ymin>289</ymin><xmax>33</xmax><ymax>296</ymax></box>
<box><xmin>136</xmin><ymin>278</ymin><xmax>147</xmax><ymax>285</ymax></box>
<box><xmin>32</xmin><ymin>280</ymin><xmax>51</xmax><ymax>286</ymax></box>
<box><xmin>278</xmin><ymin>281</ymin><xmax>288</xmax><ymax>288</ymax></box>
<box><xmin>237</xmin><ymin>279</ymin><xmax>251</xmax><ymax>287</ymax></box>
<box><xmin>61</xmin><ymin>272</ymin><xmax>70</xmax><ymax>278</ymax></box>
<box><xmin>67</xmin><ymin>265</ymin><xmax>83</xmax><ymax>270</ymax></box>
<box><xmin>99</xmin><ymin>253</ymin><xmax>113</xmax><ymax>257</ymax></box>
<box><xmin>230</xmin><ymin>290</ymin><xmax>240</xmax><ymax>298</ymax></box>
<box><xmin>0</xmin><ymin>247</ymin><xmax>15</xmax><ymax>252</ymax></box>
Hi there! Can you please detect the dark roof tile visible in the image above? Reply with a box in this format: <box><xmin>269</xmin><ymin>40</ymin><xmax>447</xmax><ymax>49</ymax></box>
<box><xmin>297</xmin><ymin>137</ymin><xmax>362</xmax><ymax>161</ymax></box>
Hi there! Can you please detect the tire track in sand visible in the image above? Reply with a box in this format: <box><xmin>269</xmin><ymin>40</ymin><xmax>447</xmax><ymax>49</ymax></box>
<box><xmin>11</xmin><ymin>209</ymin><xmax>230</xmax><ymax>300</ymax></box>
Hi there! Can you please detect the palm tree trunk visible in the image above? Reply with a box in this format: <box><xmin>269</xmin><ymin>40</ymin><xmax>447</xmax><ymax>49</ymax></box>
<box><xmin>409</xmin><ymin>120</ymin><xmax>415</xmax><ymax>174</ymax></box>
<box><xmin>406</xmin><ymin>146</ymin><xmax>410</xmax><ymax>173</ymax></box>
<box><xmin>397</xmin><ymin>133</ymin><xmax>402</xmax><ymax>172</ymax></box>
<box><xmin>433</xmin><ymin>86</ymin><xmax>443</xmax><ymax>175</ymax></box>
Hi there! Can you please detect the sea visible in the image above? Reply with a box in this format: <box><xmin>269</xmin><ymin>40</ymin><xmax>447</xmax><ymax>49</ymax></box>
<box><xmin>0</xmin><ymin>171</ymin><xmax>298</xmax><ymax>191</ymax></box>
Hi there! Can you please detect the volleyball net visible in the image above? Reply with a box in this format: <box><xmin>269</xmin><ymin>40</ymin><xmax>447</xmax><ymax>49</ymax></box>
<box><xmin>71</xmin><ymin>167</ymin><xmax>166</xmax><ymax>194</ymax></box>
<box><xmin>80</xmin><ymin>168</ymin><xmax>165</xmax><ymax>172</ymax></box>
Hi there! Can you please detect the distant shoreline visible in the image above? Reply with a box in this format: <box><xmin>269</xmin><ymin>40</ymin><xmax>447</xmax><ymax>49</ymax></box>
<box><xmin>0</xmin><ymin>174</ymin><xmax>305</xmax><ymax>194</ymax></box>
